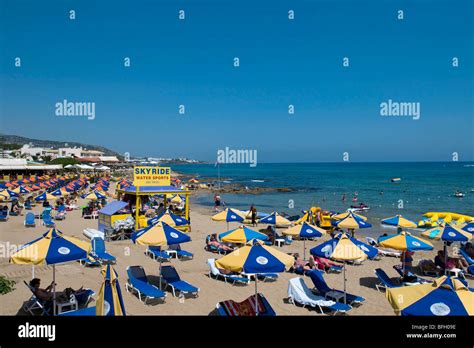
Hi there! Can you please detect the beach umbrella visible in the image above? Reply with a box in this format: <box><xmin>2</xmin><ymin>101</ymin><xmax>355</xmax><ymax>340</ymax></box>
<box><xmin>10</xmin><ymin>228</ymin><xmax>91</xmax><ymax>315</ymax></box>
<box><xmin>259</xmin><ymin>211</ymin><xmax>291</xmax><ymax>227</ymax></box>
<box><xmin>211</xmin><ymin>208</ymin><xmax>246</xmax><ymax>229</ymax></box>
<box><xmin>50</xmin><ymin>188</ymin><xmax>67</xmax><ymax>197</ymax></box>
<box><xmin>461</xmin><ymin>222</ymin><xmax>474</xmax><ymax>234</ymax></box>
<box><xmin>215</xmin><ymin>239</ymin><xmax>294</xmax><ymax>315</ymax></box>
<box><xmin>4</xmin><ymin>189</ymin><xmax>19</xmax><ymax>199</ymax></box>
<box><xmin>421</xmin><ymin>224</ymin><xmax>472</xmax><ymax>275</ymax></box>
<box><xmin>219</xmin><ymin>225</ymin><xmax>269</xmax><ymax>244</ymax></box>
<box><xmin>310</xmin><ymin>232</ymin><xmax>378</xmax><ymax>304</ymax></box>
<box><xmin>381</xmin><ymin>215</ymin><xmax>417</xmax><ymax>228</ymax></box>
<box><xmin>169</xmin><ymin>195</ymin><xmax>183</xmax><ymax>204</ymax></box>
<box><xmin>83</xmin><ymin>190</ymin><xmax>106</xmax><ymax>200</ymax></box>
<box><xmin>149</xmin><ymin>209</ymin><xmax>189</xmax><ymax>227</ymax></box>
<box><xmin>188</xmin><ymin>178</ymin><xmax>199</xmax><ymax>183</ymax></box>
<box><xmin>386</xmin><ymin>276</ymin><xmax>473</xmax><ymax>316</ymax></box>
<box><xmin>331</xmin><ymin>211</ymin><xmax>367</xmax><ymax>221</ymax></box>
<box><xmin>132</xmin><ymin>222</ymin><xmax>191</xmax><ymax>289</ymax></box>
<box><xmin>34</xmin><ymin>192</ymin><xmax>56</xmax><ymax>202</ymax></box>
<box><xmin>96</xmin><ymin>265</ymin><xmax>126</xmax><ymax>316</ymax></box>
<box><xmin>283</xmin><ymin>222</ymin><xmax>325</xmax><ymax>260</ymax></box>
<box><xmin>378</xmin><ymin>231</ymin><xmax>433</xmax><ymax>274</ymax></box>
<box><xmin>332</xmin><ymin>212</ymin><xmax>371</xmax><ymax>236</ymax></box>
<box><xmin>12</xmin><ymin>186</ymin><xmax>30</xmax><ymax>194</ymax></box>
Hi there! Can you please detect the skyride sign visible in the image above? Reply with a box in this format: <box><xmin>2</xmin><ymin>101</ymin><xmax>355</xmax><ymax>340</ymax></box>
<box><xmin>133</xmin><ymin>166</ymin><xmax>171</xmax><ymax>186</ymax></box>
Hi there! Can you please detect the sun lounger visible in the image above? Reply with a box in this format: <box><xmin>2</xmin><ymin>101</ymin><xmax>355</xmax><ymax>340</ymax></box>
<box><xmin>459</xmin><ymin>249</ymin><xmax>474</xmax><ymax>266</ymax></box>
<box><xmin>24</xmin><ymin>212</ymin><xmax>36</xmax><ymax>227</ymax></box>
<box><xmin>168</xmin><ymin>244</ymin><xmax>194</xmax><ymax>260</ymax></box>
<box><xmin>146</xmin><ymin>246</ymin><xmax>172</xmax><ymax>262</ymax></box>
<box><xmin>160</xmin><ymin>265</ymin><xmax>199</xmax><ymax>297</ymax></box>
<box><xmin>0</xmin><ymin>208</ymin><xmax>9</xmax><ymax>221</ymax></box>
<box><xmin>126</xmin><ymin>266</ymin><xmax>166</xmax><ymax>304</ymax></box>
<box><xmin>205</xmin><ymin>235</ymin><xmax>232</xmax><ymax>255</ymax></box>
<box><xmin>287</xmin><ymin>277</ymin><xmax>352</xmax><ymax>315</ymax></box>
<box><xmin>79</xmin><ymin>255</ymin><xmax>101</xmax><ymax>267</ymax></box>
<box><xmin>23</xmin><ymin>281</ymin><xmax>50</xmax><ymax>316</ymax></box>
<box><xmin>308</xmin><ymin>270</ymin><xmax>365</xmax><ymax>304</ymax></box>
<box><xmin>374</xmin><ymin>268</ymin><xmax>401</xmax><ymax>291</ymax></box>
<box><xmin>91</xmin><ymin>237</ymin><xmax>116</xmax><ymax>264</ymax></box>
<box><xmin>58</xmin><ymin>306</ymin><xmax>96</xmax><ymax>316</ymax></box>
<box><xmin>216</xmin><ymin>293</ymin><xmax>275</xmax><ymax>316</ymax></box>
<box><xmin>54</xmin><ymin>205</ymin><xmax>66</xmax><ymax>220</ymax></box>
<box><xmin>42</xmin><ymin>214</ymin><xmax>55</xmax><ymax>227</ymax></box>
<box><xmin>242</xmin><ymin>272</ymin><xmax>278</xmax><ymax>282</ymax></box>
<box><xmin>393</xmin><ymin>265</ymin><xmax>432</xmax><ymax>284</ymax></box>
<box><xmin>207</xmin><ymin>258</ymin><xmax>249</xmax><ymax>285</ymax></box>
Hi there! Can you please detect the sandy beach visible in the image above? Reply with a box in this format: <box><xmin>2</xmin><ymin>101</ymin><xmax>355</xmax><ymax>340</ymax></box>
<box><xmin>1</xmin><ymin>184</ymin><xmax>470</xmax><ymax>316</ymax></box>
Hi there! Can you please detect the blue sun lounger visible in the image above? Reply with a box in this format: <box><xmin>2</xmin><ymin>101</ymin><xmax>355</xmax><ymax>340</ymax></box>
<box><xmin>459</xmin><ymin>249</ymin><xmax>474</xmax><ymax>266</ymax></box>
<box><xmin>126</xmin><ymin>266</ymin><xmax>166</xmax><ymax>304</ymax></box>
<box><xmin>42</xmin><ymin>214</ymin><xmax>55</xmax><ymax>227</ymax></box>
<box><xmin>91</xmin><ymin>237</ymin><xmax>116</xmax><ymax>264</ymax></box>
<box><xmin>168</xmin><ymin>244</ymin><xmax>194</xmax><ymax>260</ymax></box>
<box><xmin>59</xmin><ymin>306</ymin><xmax>96</xmax><ymax>316</ymax></box>
<box><xmin>146</xmin><ymin>246</ymin><xmax>172</xmax><ymax>262</ymax></box>
<box><xmin>160</xmin><ymin>265</ymin><xmax>199</xmax><ymax>297</ymax></box>
<box><xmin>308</xmin><ymin>270</ymin><xmax>365</xmax><ymax>304</ymax></box>
<box><xmin>207</xmin><ymin>259</ymin><xmax>249</xmax><ymax>285</ymax></box>
<box><xmin>0</xmin><ymin>208</ymin><xmax>8</xmax><ymax>222</ymax></box>
<box><xmin>374</xmin><ymin>268</ymin><xmax>401</xmax><ymax>291</ymax></box>
<box><xmin>393</xmin><ymin>265</ymin><xmax>432</xmax><ymax>284</ymax></box>
<box><xmin>24</xmin><ymin>212</ymin><xmax>36</xmax><ymax>227</ymax></box>
<box><xmin>288</xmin><ymin>277</ymin><xmax>352</xmax><ymax>315</ymax></box>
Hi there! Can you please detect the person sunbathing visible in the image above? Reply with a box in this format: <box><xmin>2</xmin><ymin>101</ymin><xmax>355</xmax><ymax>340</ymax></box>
<box><xmin>29</xmin><ymin>278</ymin><xmax>90</xmax><ymax>306</ymax></box>
<box><xmin>314</xmin><ymin>256</ymin><xmax>339</xmax><ymax>271</ymax></box>
<box><xmin>434</xmin><ymin>250</ymin><xmax>467</xmax><ymax>272</ymax></box>
<box><xmin>292</xmin><ymin>253</ymin><xmax>312</xmax><ymax>271</ymax></box>
<box><xmin>208</xmin><ymin>234</ymin><xmax>233</xmax><ymax>252</ymax></box>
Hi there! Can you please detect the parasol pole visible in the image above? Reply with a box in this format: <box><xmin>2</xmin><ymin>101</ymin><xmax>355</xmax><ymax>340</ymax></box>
<box><xmin>343</xmin><ymin>261</ymin><xmax>347</xmax><ymax>305</ymax></box>
<box><xmin>303</xmin><ymin>238</ymin><xmax>306</xmax><ymax>261</ymax></box>
<box><xmin>159</xmin><ymin>253</ymin><xmax>163</xmax><ymax>290</ymax></box>
<box><xmin>53</xmin><ymin>265</ymin><xmax>56</xmax><ymax>316</ymax></box>
<box><xmin>444</xmin><ymin>242</ymin><xmax>448</xmax><ymax>276</ymax></box>
<box><xmin>255</xmin><ymin>275</ymin><xmax>259</xmax><ymax>316</ymax></box>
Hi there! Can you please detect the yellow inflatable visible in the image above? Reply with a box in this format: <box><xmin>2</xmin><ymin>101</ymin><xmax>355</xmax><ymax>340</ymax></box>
<box><xmin>418</xmin><ymin>212</ymin><xmax>474</xmax><ymax>228</ymax></box>
<box><xmin>423</xmin><ymin>212</ymin><xmax>474</xmax><ymax>221</ymax></box>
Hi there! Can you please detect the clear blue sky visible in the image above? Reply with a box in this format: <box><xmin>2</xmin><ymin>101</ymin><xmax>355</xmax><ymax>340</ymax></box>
<box><xmin>1</xmin><ymin>0</ymin><xmax>473</xmax><ymax>162</ymax></box>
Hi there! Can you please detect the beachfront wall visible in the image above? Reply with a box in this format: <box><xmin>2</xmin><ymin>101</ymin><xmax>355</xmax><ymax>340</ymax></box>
<box><xmin>116</xmin><ymin>185</ymin><xmax>191</xmax><ymax>231</ymax></box>
<box><xmin>98</xmin><ymin>200</ymin><xmax>131</xmax><ymax>233</ymax></box>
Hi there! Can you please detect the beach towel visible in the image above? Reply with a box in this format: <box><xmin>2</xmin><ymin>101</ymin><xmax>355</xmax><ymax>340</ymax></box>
<box><xmin>220</xmin><ymin>295</ymin><xmax>265</xmax><ymax>316</ymax></box>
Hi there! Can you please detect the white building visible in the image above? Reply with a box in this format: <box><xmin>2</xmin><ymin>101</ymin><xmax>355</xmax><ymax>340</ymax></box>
<box><xmin>18</xmin><ymin>144</ymin><xmax>104</xmax><ymax>159</ymax></box>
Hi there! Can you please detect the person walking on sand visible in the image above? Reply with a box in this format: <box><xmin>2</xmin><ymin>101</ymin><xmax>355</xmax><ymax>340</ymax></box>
<box><xmin>214</xmin><ymin>193</ymin><xmax>221</xmax><ymax>211</ymax></box>
<box><xmin>250</xmin><ymin>204</ymin><xmax>257</xmax><ymax>227</ymax></box>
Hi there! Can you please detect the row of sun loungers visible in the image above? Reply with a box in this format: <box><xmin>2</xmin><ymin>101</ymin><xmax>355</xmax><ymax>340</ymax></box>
<box><xmin>126</xmin><ymin>265</ymin><xmax>199</xmax><ymax>303</ymax></box>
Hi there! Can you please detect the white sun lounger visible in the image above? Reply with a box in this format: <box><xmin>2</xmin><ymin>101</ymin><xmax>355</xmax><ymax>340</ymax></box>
<box><xmin>207</xmin><ymin>259</ymin><xmax>249</xmax><ymax>285</ymax></box>
<box><xmin>287</xmin><ymin>277</ymin><xmax>352</xmax><ymax>315</ymax></box>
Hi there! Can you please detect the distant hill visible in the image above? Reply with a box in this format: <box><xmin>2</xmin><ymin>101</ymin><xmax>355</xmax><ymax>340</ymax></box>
<box><xmin>0</xmin><ymin>134</ymin><xmax>121</xmax><ymax>157</ymax></box>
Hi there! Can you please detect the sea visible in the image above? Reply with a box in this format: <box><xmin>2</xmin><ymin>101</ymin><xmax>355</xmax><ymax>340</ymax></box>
<box><xmin>173</xmin><ymin>162</ymin><xmax>474</xmax><ymax>237</ymax></box>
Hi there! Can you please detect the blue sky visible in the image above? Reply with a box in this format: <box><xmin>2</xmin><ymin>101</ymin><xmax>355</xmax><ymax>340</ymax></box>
<box><xmin>1</xmin><ymin>0</ymin><xmax>473</xmax><ymax>162</ymax></box>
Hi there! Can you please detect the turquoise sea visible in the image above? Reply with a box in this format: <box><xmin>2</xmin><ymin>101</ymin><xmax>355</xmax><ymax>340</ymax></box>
<box><xmin>174</xmin><ymin>162</ymin><xmax>474</xmax><ymax>236</ymax></box>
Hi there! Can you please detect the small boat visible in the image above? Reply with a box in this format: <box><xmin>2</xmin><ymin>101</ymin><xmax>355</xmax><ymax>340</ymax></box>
<box><xmin>391</xmin><ymin>178</ymin><xmax>401</xmax><ymax>182</ymax></box>
<box><xmin>454</xmin><ymin>191</ymin><xmax>464</xmax><ymax>198</ymax></box>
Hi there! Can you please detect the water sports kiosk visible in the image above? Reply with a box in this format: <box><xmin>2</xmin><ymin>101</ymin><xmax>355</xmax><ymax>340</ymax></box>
<box><xmin>98</xmin><ymin>200</ymin><xmax>131</xmax><ymax>233</ymax></box>
<box><xmin>116</xmin><ymin>166</ymin><xmax>191</xmax><ymax>231</ymax></box>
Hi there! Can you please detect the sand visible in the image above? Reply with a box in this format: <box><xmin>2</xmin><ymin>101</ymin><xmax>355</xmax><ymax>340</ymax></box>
<box><xmin>1</xmin><ymin>188</ymin><xmax>471</xmax><ymax>316</ymax></box>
